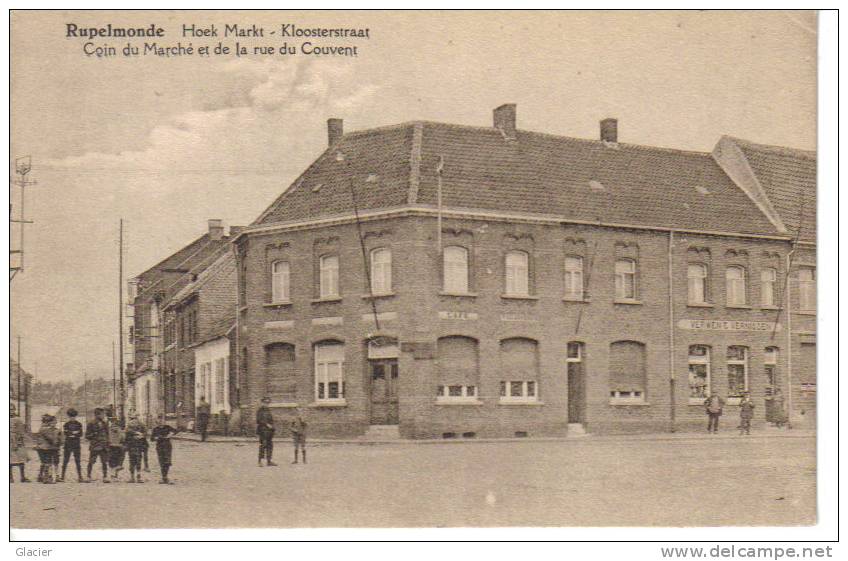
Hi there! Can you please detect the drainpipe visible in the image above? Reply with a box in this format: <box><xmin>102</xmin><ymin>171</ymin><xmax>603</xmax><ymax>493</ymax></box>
<box><xmin>668</xmin><ymin>230</ymin><xmax>676</xmax><ymax>433</ymax></box>
<box><xmin>785</xmin><ymin>249</ymin><xmax>794</xmax><ymax>430</ymax></box>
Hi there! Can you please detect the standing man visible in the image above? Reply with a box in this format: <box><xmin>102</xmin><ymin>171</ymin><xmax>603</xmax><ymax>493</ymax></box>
<box><xmin>150</xmin><ymin>413</ymin><xmax>179</xmax><ymax>484</ymax></box>
<box><xmin>85</xmin><ymin>407</ymin><xmax>109</xmax><ymax>482</ymax></box>
<box><xmin>59</xmin><ymin>408</ymin><xmax>84</xmax><ymax>482</ymax></box>
<box><xmin>256</xmin><ymin>397</ymin><xmax>277</xmax><ymax>467</ymax></box>
<box><xmin>290</xmin><ymin>410</ymin><xmax>307</xmax><ymax>465</ymax></box>
<box><xmin>196</xmin><ymin>396</ymin><xmax>211</xmax><ymax>442</ymax></box>
<box><xmin>10</xmin><ymin>404</ymin><xmax>30</xmax><ymax>483</ymax></box>
<box><xmin>35</xmin><ymin>414</ymin><xmax>62</xmax><ymax>484</ymax></box>
<box><xmin>124</xmin><ymin>414</ymin><xmax>148</xmax><ymax>482</ymax></box>
<box><xmin>739</xmin><ymin>392</ymin><xmax>755</xmax><ymax>436</ymax></box>
<box><xmin>704</xmin><ymin>392</ymin><xmax>725</xmax><ymax>434</ymax></box>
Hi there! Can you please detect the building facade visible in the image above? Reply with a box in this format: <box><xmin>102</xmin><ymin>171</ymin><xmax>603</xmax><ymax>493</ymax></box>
<box><xmin>230</xmin><ymin>105</ymin><xmax>815</xmax><ymax>438</ymax></box>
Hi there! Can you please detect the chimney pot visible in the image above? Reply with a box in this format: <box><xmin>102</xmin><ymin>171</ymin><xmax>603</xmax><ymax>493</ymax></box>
<box><xmin>600</xmin><ymin>118</ymin><xmax>618</xmax><ymax>143</ymax></box>
<box><xmin>327</xmin><ymin>118</ymin><xmax>344</xmax><ymax>146</ymax></box>
<box><xmin>493</xmin><ymin>104</ymin><xmax>517</xmax><ymax>139</ymax></box>
<box><xmin>208</xmin><ymin>219</ymin><xmax>224</xmax><ymax>240</ymax></box>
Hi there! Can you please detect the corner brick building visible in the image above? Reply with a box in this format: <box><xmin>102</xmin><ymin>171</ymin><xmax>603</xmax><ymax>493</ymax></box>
<box><xmin>232</xmin><ymin>105</ymin><xmax>816</xmax><ymax>438</ymax></box>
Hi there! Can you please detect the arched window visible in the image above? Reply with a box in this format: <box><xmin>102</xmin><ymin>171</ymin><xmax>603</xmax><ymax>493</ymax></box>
<box><xmin>436</xmin><ymin>336</ymin><xmax>479</xmax><ymax>401</ymax></box>
<box><xmin>761</xmin><ymin>267</ymin><xmax>777</xmax><ymax>307</ymax></box>
<box><xmin>609</xmin><ymin>341</ymin><xmax>646</xmax><ymax>402</ymax></box>
<box><xmin>314</xmin><ymin>341</ymin><xmax>345</xmax><ymax>402</ymax></box>
<box><xmin>688</xmin><ymin>263</ymin><xmax>708</xmax><ymax>304</ymax></box>
<box><xmin>265</xmin><ymin>343</ymin><xmax>296</xmax><ymax>403</ymax></box>
<box><xmin>688</xmin><ymin>345</ymin><xmax>711</xmax><ymax>403</ymax></box>
<box><xmin>370</xmin><ymin>248</ymin><xmax>392</xmax><ymax>295</ymax></box>
<box><xmin>615</xmin><ymin>259</ymin><xmax>637</xmax><ymax>300</ymax></box>
<box><xmin>564</xmin><ymin>256</ymin><xmax>584</xmax><ymax>300</ymax></box>
<box><xmin>798</xmin><ymin>267</ymin><xmax>816</xmax><ymax>311</ymax></box>
<box><xmin>499</xmin><ymin>338</ymin><xmax>540</xmax><ymax>402</ymax></box>
<box><xmin>726</xmin><ymin>345</ymin><xmax>749</xmax><ymax>399</ymax></box>
<box><xmin>505</xmin><ymin>251</ymin><xmax>529</xmax><ymax>296</ymax></box>
<box><xmin>726</xmin><ymin>266</ymin><xmax>747</xmax><ymax>307</ymax></box>
<box><xmin>271</xmin><ymin>261</ymin><xmax>290</xmax><ymax>303</ymax></box>
<box><xmin>443</xmin><ymin>246</ymin><xmax>469</xmax><ymax>294</ymax></box>
<box><xmin>319</xmin><ymin>254</ymin><xmax>339</xmax><ymax>298</ymax></box>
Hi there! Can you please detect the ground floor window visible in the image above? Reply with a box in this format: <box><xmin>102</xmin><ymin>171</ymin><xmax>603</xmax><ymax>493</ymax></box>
<box><xmin>500</xmin><ymin>380</ymin><xmax>537</xmax><ymax>401</ymax></box>
<box><xmin>726</xmin><ymin>345</ymin><xmax>749</xmax><ymax>401</ymax></box>
<box><xmin>499</xmin><ymin>338</ymin><xmax>539</xmax><ymax>402</ymax></box>
<box><xmin>764</xmin><ymin>347</ymin><xmax>779</xmax><ymax>396</ymax></box>
<box><xmin>437</xmin><ymin>385</ymin><xmax>477</xmax><ymax>399</ymax></box>
<box><xmin>688</xmin><ymin>345</ymin><xmax>711</xmax><ymax>403</ymax></box>
<box><xmin>315</xmin><ymin>341</ymin><xmax>345</xmax><ymax>402</ymax></box>
<box><xmin>609</xmin><ymin>340</ymin><xmax>646</xmax><ymax>403</ymax></box>
<box><xmin>437</xmin><ymin>336</ymin><xmax>480</xmax><ymax>402</ymax></box>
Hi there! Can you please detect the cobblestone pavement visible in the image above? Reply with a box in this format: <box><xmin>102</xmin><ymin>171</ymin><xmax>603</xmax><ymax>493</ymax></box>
<box><xmin>11</xmin><ymin>434</ymin><xmax>816</xmax><ymax>529</ymax></box>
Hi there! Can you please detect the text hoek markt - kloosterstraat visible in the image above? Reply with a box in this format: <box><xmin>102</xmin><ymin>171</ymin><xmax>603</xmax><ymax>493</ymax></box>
<box><xmin>181</xmin><ymin>23</ymin><xmax>371</xmax><ymax>39</ymax></box>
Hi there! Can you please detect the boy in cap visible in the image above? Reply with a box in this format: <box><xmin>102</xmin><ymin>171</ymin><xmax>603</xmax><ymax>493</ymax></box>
<box><xmin>256</xmin><ymin>397</ymin><xmax>277</xmax><ymax>467</ymax></box>
<box><xmin>106</xmin><ymin>415</ymin><xmax>126</xmax><ymax>481</ymax></box>
<box><xmin>85</xmin><ymin>407</ymin><xmax>109</xmax><ymax>482</ymax></box>
<box><xmin>124</xmin><ymin>414</ymin><xmax>148</xmax><ymax>483</ymax></box>
<box><xmin>150</xmin><ymin>413</ymin><xmax>179</xmax><ymax>484</ymax></box>
<box><xmin>35</xmin><ymin>414</ymin><xmax>62</xmax><ymax>484</ymax></box>
<box><xmin>59</xmin><ymin>408</ymin><xmax>84</xmax><ymax>482</ymax></box>
<box><xmin>10</xmin><ymin>404</ymin><xmax>30</xmax><ymax>483</ymax></box>
<box><xmin>290</xmin><ymin>409</ymin><xmax>307</xmax><ymax>464</ymax></box>
<box><xmin>739</xmin><ymin>392</ymin><xmax>755</xmax><ymax>435</ymax></box>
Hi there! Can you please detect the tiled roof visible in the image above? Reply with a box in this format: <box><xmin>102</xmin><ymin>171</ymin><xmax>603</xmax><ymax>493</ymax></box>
<box><xmin>167</xmin><ymin>251</ymin><xmax>234</xmax><ymax>309</ymax></box>
<box><xmin>254</xmin><ymin>120</ymin><xmax>805</xmax><ymax>237</ymax></box>
<box><xmin>729</xmin><ymin>137</ymin><xmax>816</xmax><ymax>242</ymax></box>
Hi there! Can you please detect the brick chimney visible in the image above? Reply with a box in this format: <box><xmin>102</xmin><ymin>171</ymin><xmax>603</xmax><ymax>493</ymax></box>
<box><xmin>600</xmin><ymin>118</ymin><xmax>618</xmax><ymax>143</ymax></box>
<box><xmin>208</xmin><ymin>219</ymin><xmax>224</xmax><ymax>240</ymax></box>
<box><xmin>327</xmin><ymin>118</ymin><xmax>343</xmax><ymax>146</ymax></box>
<box><xmin>493</xmin><ymin>104</ymin><xmax>517</xmax><ymax>139</ymax></box>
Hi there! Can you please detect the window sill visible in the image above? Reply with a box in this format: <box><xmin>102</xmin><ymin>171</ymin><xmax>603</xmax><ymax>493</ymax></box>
<box><xmin>688</xmin><ymin>398</ymin><xmax>708</xmax><ymax>406</ymax></box>
<box><xmin>435</xmin><ymin>398</ymin><xmax>484</xmax><ymax>406</ymax></box>
<box><xmin>263</xmin><ymin>301</ymin><xmax>292</xmax><ymax>308</ymax></box>
<box><xmin>438</xmin><ymin>291</ymin><xmax>478</xmax><ymax>298</ymax></box>
<box><xmin>760</xmin><ymin>305</ymin><xmax>783</xmax><ymax>311</ymax></box>
<box><xmin>726</xmin><ymin>304</ymin><xmax>752</xmax><ymax>310</ymax></box>
<box><xmin>308</xmin><ymin>400</ymin><xmax>348</xmax><ymax>408</ymax></box>
<box><xmin>498</xmin><ymin>399</ymin><xmax>543</xmax><ymax>406</ymax></box>
<box><xmin>614</xmin><ymin>299</ymin><xmax>643</xmax><ymax>306</ymax></box>
<box><xmin>796</xmin><ymin>310</ymin><xmax>816</xmax><ymax>316</ymax></box>
<box><xmin>563</xmin><ymin>296</ymin><xmax>590</xmax><ymax>303</ymax></box>
<box><xmin>267</xmin><ymin>402</ymin><xmax>299</xmax><ymax>408</ymax></box>
<box><xmin>501</xmin><ymin>294</ymin><xmax>539</xmax><ymax>301</ymax></box>
<box><xmin>609</xmin><ymin>400</ymin><xmax>649</xmax><ymax>406</ymax></box>
<box><xmin>361</xmin><ymin>292</ymin><xmax>396</xmax><ymax>299</ymax></box>
<box><xmin>687</xmin><ymin>302</ymin><xmax>714</xmax><ymax>308</ymax></box>
<box><xmin>310</xmin><ymin>296</ymin><xmax>342</xmax><ymax>304</ymax></box>
<box><xmin>725</xmin><ymin>397</ymin><xmax>743</xmax><ymax>406</ymax></box>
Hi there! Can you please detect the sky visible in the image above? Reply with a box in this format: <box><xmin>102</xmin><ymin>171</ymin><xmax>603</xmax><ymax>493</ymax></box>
<box><xmin>9</xmin><ymin>10</ymin><xmax>817</xmax><ymax>384</ymax></box>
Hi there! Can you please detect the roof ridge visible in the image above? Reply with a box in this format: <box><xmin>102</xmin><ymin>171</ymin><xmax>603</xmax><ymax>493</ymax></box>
<box><xmin>723</xmin><ymin>135</ymin><xmax>816</xmax><ymax>160</ymax></box>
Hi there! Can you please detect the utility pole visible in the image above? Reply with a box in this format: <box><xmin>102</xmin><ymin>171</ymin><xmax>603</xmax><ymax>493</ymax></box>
<box><xmin>10</xmin><ymin>156</ymin><xmax>35</xmax><ymax>282</ymax></box>
<box><xmin>83</xmin><ymin>370</ymin><xmax>88</xmax><ymax>422</ymax></box>
<box><xmin>112</xmin><ymin>341</ymin><xmax>118</xmax><ymax>410</ymax></box>
<box><xmin>16</xmin><ymin>336</ymin><xmax>22</xmax><ymax>415</ymax></box>
<box><xmin>118</xmin><ymin>219</ymin><xmax>126</xmax><ymax>425</ymax></box>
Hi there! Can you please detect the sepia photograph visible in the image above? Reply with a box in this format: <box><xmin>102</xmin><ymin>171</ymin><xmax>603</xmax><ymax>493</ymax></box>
<box><xmin>7</xmin><ymin>7</ymin><xmax>837</xmax><ymax>546</ymax></box>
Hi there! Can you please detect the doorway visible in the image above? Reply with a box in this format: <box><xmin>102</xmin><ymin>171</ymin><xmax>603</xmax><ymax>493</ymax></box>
<box><xmin>370</xmin><ymin>359</ymin><xmax>399</xmax><ymax>425</ymax></box>
<box><xmin>567</xmin><ymin>342</ymin><xmax>585</xmax><ymax>424</ymax></box>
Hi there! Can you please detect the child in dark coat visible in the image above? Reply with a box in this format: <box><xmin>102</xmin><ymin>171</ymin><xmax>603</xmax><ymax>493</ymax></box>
<box><xmin>35</xmin><ymin>415</ymin><xmax>62</xmax><ymax>484</ymax></box>
<box><xmin>151</xmin><ymin>414</ymin><xmax>180</xmax><ymax>484</ymax></box>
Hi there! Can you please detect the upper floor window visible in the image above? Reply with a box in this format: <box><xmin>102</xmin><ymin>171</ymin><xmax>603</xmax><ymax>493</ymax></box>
<box><xmin>761</xmin><ymin>267</ymin><xmax>777</xmax><ymax>307</ymax></box>
<box><xmin>443</xmin><ymin>246</ymin><xmax>469</xmax><ymax>294</ymax></box>
<box><xmin>726</xmin><ymin>266</ymin><xmax>747</xmax><ymax>307</ymax></box>
<box><xmin>505</xmin><ymin>251</ymin><xmax>529</xmax><ymax>296</ymax></box>
<box><xmin>614</xmin><ymin>259</ymin><xmax>636</xmax><ymax>301</ymax></box>
<box><xmin>798</xmin><ymin>267</ymin><xmax>816</xmax><ymax>312</ymax></box>
<box><xmin>564</xmin><ymin>256</ymin><xmax>584</xmax><ymax>300</ymax></box>
<box><xmin>271</xmin><ymin>261</ymin><xmax>290</xmax><ymax>303</ymax></box>
<box><xmin>370</xmin><ymin>248</ymin><xmax>392</xmax><ymax>295</ymax></box>
<box><xmin>688</xmin><ymin>263</ymin><xmax>708</xmax><ymax>304</ymax></box>
<box><xmin>319</xmin><ymin>254</ymin><xmax>339</xmax><ymax>298</ymax></box>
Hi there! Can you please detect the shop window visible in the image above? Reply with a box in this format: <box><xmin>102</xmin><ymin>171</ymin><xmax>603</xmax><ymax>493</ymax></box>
<box><xmin>764</xmin><ymin>347</ymin><xmax>779</xmax><ymax>397</ymax></box>
<box><xmin>688</xmin><ymin>345</ymin><xmax>711</xmax><ymax>404</ymax></box>
<box><xmin>271</xmin><ymin>261</ymin><xmax>290</xmax><ymax>303</ymax></box>
<box><xmin>688</xmin><ymin>263</ymin><xmax>708</xmax><ymax>304</ymax></box>
<box><xmin>564</xmin><ymin>256</ymin><xmax>584</xmax><ymax>300</ymax></box>
<box><xmin>314</xmin><ymin>341</ymin><xmax>345</xmax><ymax>402</ymax></box>
<box><xmin>726</xmin><ymin>345</ymin><xmax>749</xmax><ymax>401</ymax></box>
<box><xmin>369</xmin><ymin>248</ymin><xmax>392</xmax><ymax>295</ymax></box>
<box><xmin>615</xmin><ymin>259</ymin><xmax>637</xmax><ymax>301</ymax></box>
<box><xmin>609</xmin><ymin>340</ymin><xmax>646</xmax><ymax>403</ymax></box>
<box><xmin>726</xmin><ymin>266</ymin><xmax>747</xmax><ymax>307</ymax></box>
<box><xmin>798</xmin><ymin>267</ymin><xmax>816</xmax><ymax>312</ymax></box>
<box><xmin>443</xmin><ymin>246</ymin><xmax>469</xmax><ymax>294</ymax></box>
<box><xmin>505</xmin><ymin>251</ymin><xmax>530</xmax><ymax>296</ymax></box>
<box><xmin>761</xmin><ymin>267</ymin><xmax>777</xmax><ymax>307</ymax></box>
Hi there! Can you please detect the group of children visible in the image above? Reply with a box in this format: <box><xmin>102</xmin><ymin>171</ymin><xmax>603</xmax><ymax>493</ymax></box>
<box><xmin>10</xmin><ymin>406</ymin><xmax>179</xmax><ymax>485</ymax></box>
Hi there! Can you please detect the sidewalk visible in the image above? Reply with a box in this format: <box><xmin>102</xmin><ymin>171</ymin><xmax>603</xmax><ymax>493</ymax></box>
<box><xmin>174</xmin><ymin>426</ymin><xmax>815</xmax><ymax>446</ymax></box>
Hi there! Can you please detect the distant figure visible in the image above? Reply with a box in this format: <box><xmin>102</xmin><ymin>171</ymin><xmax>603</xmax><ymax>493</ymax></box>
<box><xmin>125</xmin><ymin>415</ymin><xmax>148</xmax><ymax>483</ymax></box>
<box><xmin>150</xmin><ymin>414</ymin><xmax>180</xmax><ymax>484</ymax></box>
<box><xmin>739</xmin><ymin>392</ymin><xmax>755</xmax><ymax>435</ymax></box>
<box><xmin>196</xmin><ymin>397</ymin><xmax>211</xmax><ymax>442</ymax></box>
<box><xmin>704</xmin><ymin>392</ymin><xmax>725</xmax><ymax>434</ymax></box>
<box><xmin>256</xmin><ymin>397</ymin><xmax>277</xmax><ymax>467</ymax></box>
<box><xmin>35</xmin><ymin>414</ymin><xmax>62</xmax><ymax>484</ymax></box>
<box><xmin>59</xmin><ymin>408</ymin><xmax>84</xmax><ymax>482</ymax></box>
<box><xmin>10</xmin><ymin>405</ymin><xmax>30</xmax><ymax>483</ymax></box>
<box><xmin>85</xmin><ymin>407</ymin><xmax>109</xmax><ymax>482</ymax></box>
<box><xmin>770</xmin><ymin>388</ymin><xmax>787</xmax><ymax>428</ymax></box>
<box><xmin>106</xmin><ymin>416</ymin><xmax>126</xmax><ymax>481</ymax></box>
<box><xmin>290</xmin><ymin>410</ymin><xmax>307</xmax><ymax>464</ymax></box>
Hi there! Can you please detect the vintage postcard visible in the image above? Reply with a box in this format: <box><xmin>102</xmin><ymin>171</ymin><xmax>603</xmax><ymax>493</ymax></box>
<box><xmin>8</xmin><ymin>9</ymin><xmax>830</xmax><ymax>541</ymax></box>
